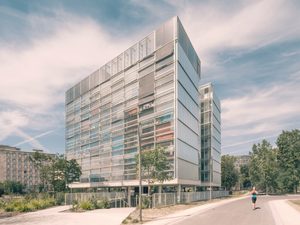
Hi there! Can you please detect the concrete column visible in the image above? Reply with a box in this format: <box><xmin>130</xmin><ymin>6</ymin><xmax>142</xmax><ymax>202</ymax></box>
<box><xmin>177</xmin><ymin>184</ymin><xmax>181</xmax><ymax>203</ymax></box>
<box><xmin>158</xmin><ymin>185</ymin><xmax>162</xmax><ymax>204</ymax></box>
<box><xmin>127</xmin><ymin>187</ymin><xmax>132</xmax><ymax>207</ymax></box>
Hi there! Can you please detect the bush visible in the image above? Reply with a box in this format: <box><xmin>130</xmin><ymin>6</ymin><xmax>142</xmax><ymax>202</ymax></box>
<box><xmin>3</xmin><ymin>197</ymin><xmax>56</xmax><ymax>212</ymax></box>
<box><xmin>0</xmin><ymin>199</ymin><xmax>6</xmax><ymax>209</ymax></box>
<box><xmin>55</xmin><ymin>193</ymin><xmax>65</xmax><ymax>205</ymax></box>
<box><xmin>142</xmin><ymin>196</ymin><xmax>151</xmax><ymax>209</ymax></box>
<box><xmin>95</xmin><ymin>199</ymin><xmax>110</xmax><ymax>209</ymax></box>
<box><xmin>72</xmin><ymin>200</ymin><xmax>79</xmax><ymax>211</ymax></box>
<box><xmin>79</xmin><ymin>200</ymin><xmax>94</xmax><ymax>210</ymax></box>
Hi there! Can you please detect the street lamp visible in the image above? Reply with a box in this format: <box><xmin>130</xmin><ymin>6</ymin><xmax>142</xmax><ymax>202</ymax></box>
<box><xmin>209</xmin><ymin>154</ymin><xmax>212</xmax><ymax>201</ymax></box>
<box><xmin>137</xmin><ymin>123</ymin><xmax>142</xmax><ymax>222</ymax></box>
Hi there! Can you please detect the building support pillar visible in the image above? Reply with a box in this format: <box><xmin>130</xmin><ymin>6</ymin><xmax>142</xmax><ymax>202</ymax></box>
<box><xmin>158</xmin><ymin>185</ymin><xmax>162</xmax><ymax>204</ymax></box>
<box><xmin>177</xmin><ymin>184</ymin><xmax>181</xmax><ymax>203</ymax></box>
<box><xmin>127</xmin><ymin>187</ymin><xmax>132</xmax><ymax>207</ymax></box>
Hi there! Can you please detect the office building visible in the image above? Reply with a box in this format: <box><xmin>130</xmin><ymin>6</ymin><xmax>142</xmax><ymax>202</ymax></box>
<box><xmin>66</xmin><ymin>17</ymin><xmax>220</xmax><ymax>190</ymax></box>
<box><xmin>200</xmin><ymin>83</ymin><xmax>221</xmax><ymax>187</ymax></box>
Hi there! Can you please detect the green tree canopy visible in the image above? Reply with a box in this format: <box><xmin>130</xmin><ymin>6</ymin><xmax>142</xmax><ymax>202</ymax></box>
<box><xmin>239</xmin><ymin>164</ymin><xmax>251</xmax><ymax>189</ymax></box>
<box><xmin>136</xmin><ymin>147</ymin><xmax>171</xmax><ymax>194</ymax></box>
<box><xmin>249</xmin><ymin>140</ymin><xmax>278</xmax><ymax>193</ymax></box>
<box><xmin>31</xmin><ymin>153</ymin><xmax>81</xmax><ymax>192</ymax></box>
<box><xmin>221</xmin><ymin>155</ymin><xmax>239</xmax><ymax>190</ymax></box>
<box><xmin>276</xmin><ymin>129</ymin><xmax>300</xmax><ymax>193</ymax></box>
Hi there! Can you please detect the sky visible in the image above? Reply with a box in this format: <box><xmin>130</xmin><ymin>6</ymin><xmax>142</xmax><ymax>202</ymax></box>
<box><xmin>0</xmin><ymin>0</ymin><xmax>299</xmax><ymax>155</ymax></box>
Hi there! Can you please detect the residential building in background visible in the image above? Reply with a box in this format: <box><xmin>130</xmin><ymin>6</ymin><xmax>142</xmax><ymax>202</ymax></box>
<box><xmin>65</xmin><ymin>17</ymin><xmax>220</xmax><ymax>191</ymax></box>
<box><xmin>0</xmin><ymin>145</ymin><xmax>53</xmax><ymax>190</ymax></box>
<box><xmin>234</xmin><ymin>155</ymin><xmax>250</xmax><ymax>171</ymax></box>
<box><xmin>200</xmin><ymin>83</ymin><xmax>221</xmax><ymax>187</ymax></box>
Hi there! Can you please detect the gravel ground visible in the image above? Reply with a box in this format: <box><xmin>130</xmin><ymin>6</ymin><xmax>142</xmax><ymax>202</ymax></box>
<box><xmin>122</xmin><ymin>197</ymin><xmax>232</xmax><ymax>224</ymax></box>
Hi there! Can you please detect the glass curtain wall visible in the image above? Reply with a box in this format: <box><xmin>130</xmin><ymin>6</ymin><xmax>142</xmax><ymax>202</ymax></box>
<box><xmin>65</xmin><ymin>19</ymin><xmax>176</xmax><ymax>183</ymax></box>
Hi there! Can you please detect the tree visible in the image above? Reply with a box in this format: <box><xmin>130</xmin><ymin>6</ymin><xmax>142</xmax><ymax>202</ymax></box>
<box><xmin>1</xmin><ymin>181</ymin><xmax>24</xmax><ymax>194</ymax></box>
<box><xmin>276</xmin><ymin>130</ymin><xmax>300</xmax><ymax>193</ymax></box>
<box><xmin>30</xmin><ymin>152</ymin><xmax>54</xmax><ymax>192</ymax></box>
<box><xmin>239</xmin><ymin>164</ymin><xmax>251</xmax><ymax>189</ymax></box>
<box><xmin>31</xmin><ymin>153</ymin><xmax>81</xmax><ymax>192</ymax></box>
<box><xmin>249</xmin><ymin>140</ymin><xmax>278</xmax><ymax>193</ymax></box>
<box><xmin>50</xmin><ymin>155</ymin><xmax>82</xmax><ymax>192</ymax></box>
<box><xmin>0</xmin><ymin>183</ymin><xmax>5</xmax><ymax>197</ymax></box>
<box><xmin>136</xmin><ymin>147</ymin><xmax>171</xmax><ymax>195</ymax></box>
<box><xmin>221</xmin><ymin>155</ymin><xmax>239</xmax><ymax>190</ymax></box>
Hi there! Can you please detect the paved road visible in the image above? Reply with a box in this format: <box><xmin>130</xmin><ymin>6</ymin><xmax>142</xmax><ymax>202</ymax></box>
<box><xmin>173</xmin><ymin>195</ymin><xmax>300</xmax><ymax>225</ymax></box>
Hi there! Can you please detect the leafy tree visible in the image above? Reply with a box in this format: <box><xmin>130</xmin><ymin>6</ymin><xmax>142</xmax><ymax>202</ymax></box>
<box><xmin>239</xmin><ymin>164</ymin><xmax>251</xmax><ymax>189</ymax></box>
<box><xmin>221</xmin><ymin>155</ymin><xmax>239</xmax><ymax>190</ymax></box>
<box><xmin>2</xmin><ymin>181</ymin><xmax>24</xmax><ymax>194</ymax></box>
<box><xmin>276</xmin><ymin>130</ymin><xmax>300</xmax><ymax>193</ymax></box>
<box><xmin>50</xmin><ymin>155</ymin><xmax>82</xmax><ymax>192</ymax></box>
<box><xmin>249</xmin><ymin>140</ymin><xmax>278</xmax><ymax>193</ymax></box>
<box><xmin>30</xmin><ymin>152</ymin><xmax>54</xmax><ymax>192</ymax></box>
<box><xmin>136</xmin><ymin>147</ymin><xmax>171</xmax><ymax>195</ymax></box>
<box><xmin>31</xmin><ymin>153</ymin><xmax>81</xmax><ymax>192</ymax></box>
<box><xmin>0</xmin><ymin>183</ymin><xmax>5</xmax><ymax>197</ymax></box>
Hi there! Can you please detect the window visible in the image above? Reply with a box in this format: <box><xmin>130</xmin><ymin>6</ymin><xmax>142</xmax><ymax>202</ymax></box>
<box><xmin>156</xmin><ymin>113</ymin><xmax>173</xmax><ymax>124</ymax></box>
<box><xmin>139</xmin><ymin>101</ymin><xmax>154</xmax><ymax>117</ymax></box>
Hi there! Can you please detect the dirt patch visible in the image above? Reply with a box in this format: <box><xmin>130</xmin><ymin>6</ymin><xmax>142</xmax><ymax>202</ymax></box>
<box><xmin>0</xmin><ymin>210</ymin><xmax>20</xmax><ymax>219</ymax></box>
<box><xmin>122</xmin><ymin>197</ymin><xmax>231</xmax><ymax>224</ymax></box>
<box><xmin>289</xmin><ymin>200</ymin><xmax>300</xmax><ymax>212</ymax></box>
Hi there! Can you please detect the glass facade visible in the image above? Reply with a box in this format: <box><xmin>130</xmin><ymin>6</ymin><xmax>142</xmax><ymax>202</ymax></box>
<box><xmin>65</xmin><ymin>17</ymin><xmax>207</xmax><ymax>187</ymax></box>
<box><xmin>200</xmin><ymin>83</ymin><xmax>221</xmax><ymax>186</ymax></box>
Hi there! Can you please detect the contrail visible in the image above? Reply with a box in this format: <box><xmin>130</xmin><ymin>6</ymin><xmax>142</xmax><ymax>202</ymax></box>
<box><xmin>14</xmin><ymin>130</ymin><xmax>55</xmax><ymax>147</ymax></box>
<box><xmin>221</xmin><ymin>134</ymin><xmax>279</xmax><ymax>149</ymax></box>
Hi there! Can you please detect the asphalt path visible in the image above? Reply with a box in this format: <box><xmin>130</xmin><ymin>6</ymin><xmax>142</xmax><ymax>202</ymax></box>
<box><xmin>173</xmin><ymin>195</ymin><xmax>300</xmax><ymax>225</ymax></box>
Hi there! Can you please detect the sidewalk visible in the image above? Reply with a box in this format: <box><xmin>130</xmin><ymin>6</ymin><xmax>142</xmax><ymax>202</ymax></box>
<box><xmin>0</xmin><ymin>205</ymin><xmax>135</xmax><ymax>225</ymax></box>
<box><xmin>144</xmin><ymin>196</ymin><xmax>248</xmax><ymax>225</ymax></box>
<box><xmin>269</xmin><ymin>199</ymin><xmax>300</xmax><ymax>225</ymax></box>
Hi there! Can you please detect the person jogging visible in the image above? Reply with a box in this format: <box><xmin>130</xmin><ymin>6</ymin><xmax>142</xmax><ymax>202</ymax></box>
<box><xmin>250</xmin><ymin>186</ymin><xmax>258</xmax><ymax>210</ymax></box>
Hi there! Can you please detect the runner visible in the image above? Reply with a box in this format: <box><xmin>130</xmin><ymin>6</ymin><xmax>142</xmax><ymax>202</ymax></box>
<box><xmin>250</xmin><ymin>186</ymin><xmax>258</xmax><ymax>210</ymax></box>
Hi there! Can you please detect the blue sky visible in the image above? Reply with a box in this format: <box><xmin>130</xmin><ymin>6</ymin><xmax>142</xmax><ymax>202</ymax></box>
<box><xmin>0</xmin><ymin>0</ymin><xmax>299</xmax><ymax>155</ymax></box>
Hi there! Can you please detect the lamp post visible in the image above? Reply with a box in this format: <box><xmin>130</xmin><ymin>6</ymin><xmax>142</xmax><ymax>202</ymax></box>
<box><xmin>209</xmin><ymin>155</ymin><xmax>212</xmax><ymax>201</ymax></box>
<box><xmin>138</xmin><ymin>123</ymin><xmax>142</xmax><ymax>222</ymax></box>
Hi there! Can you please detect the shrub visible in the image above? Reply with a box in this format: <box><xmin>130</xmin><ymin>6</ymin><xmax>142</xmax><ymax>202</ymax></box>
<box><xmin>72</xmin><ymin>200</ymin><xmax>79</xmax><ymax>211</ymax></box>
<box><xmin>96</xmin><ymin>199</ymin><xmax>110</xmax><ymax>209</ymax></box>
<box><xmin>132</xmin><ymin>219</ymin><xmax>139</xmax><ymax>223</ymax></box>
<box><xmin>3</xmin><ymin>197</ymin><xmax>56</xmax><ymax>212</ymax></box>
<box><xmin>79</xmin><ymin>200</ymin><xmax>94</xmax><ymax>210</ymax></box>
<box><xmin>4</xmin><ymin>204</ymin><xmax>15</xmax><ymax>212</ymax></box>
<box><xmin>0</xmin><ymin>199</ymin><xmax>6</xmax><ymax>209</ymax></box>
<box><xmin>55</xmin><ymin>193</ymin><xmax>65</xmax><ymax>205</ymax></box>
<box><xmin>142</xmin><ymin>196</ymin><xmax>151</xmax><ymax>209</ymax></box>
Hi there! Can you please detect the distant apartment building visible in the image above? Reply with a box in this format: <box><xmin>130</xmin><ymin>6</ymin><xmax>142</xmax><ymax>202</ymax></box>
<box><xmin>0</xmin><ymin>145</ymin><xmax>53</xmax><ymax>190</ymax></box>
<box><xmin>234</xmin><ymin>155</ymin><xmax>250</xmax><ymax>171</ymax></box>
<box><xmin>65</xmin><ymin>17</ymin><xmax>221</xmax><ymax>191</ymax></box>
<box><xmin>200</xmin><ymin>83</ymin><xmax>221</xmax><ymax>187</ymax></box>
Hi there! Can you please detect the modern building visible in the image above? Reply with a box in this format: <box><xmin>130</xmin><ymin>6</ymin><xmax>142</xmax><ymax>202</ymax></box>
<box><xmin>65</xmin><ymin>17</ymin><xmax>220</xmax><ymax>191</ymax></box>
<box><xmin>0</xmin><ymin>145</ymin><xmax>53</xmax><ymax>190</ymax></box>
<box><xmin>200</xmin><ymin>83</ymin><xmax>221</xmax><ymax>187</ymax></box>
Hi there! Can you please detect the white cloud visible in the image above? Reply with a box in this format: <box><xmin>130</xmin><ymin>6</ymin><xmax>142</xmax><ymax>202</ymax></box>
<box><xmin>221</xmin><ymin>72</ymin><xmax>300</xmax><ymax>143</ymax></box>
<box><xmin>0</xmin><ymin>110</ymin><xmax>29</xmax><ymax>141</ymax></box>
<box><xmin>175</xmin><ymin>0</ymin><xmax>300</xmax><ymax>68</ymax></box>
<box><xmin>0</xmin><ymin>10</ymin><xmax>133</xmax><ymax>148</ymax></box>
